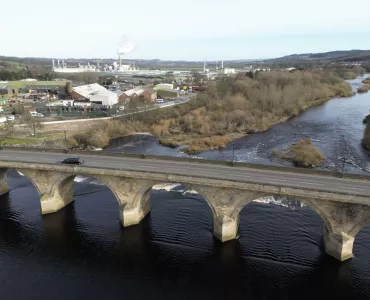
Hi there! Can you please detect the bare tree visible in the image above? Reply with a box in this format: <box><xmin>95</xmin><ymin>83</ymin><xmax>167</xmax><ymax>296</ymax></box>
<box><xmin>23</xmin><ymin>115</ymin><xmax>43</xmax><ymax>137</ymax></box>
<box><xmin>0</xmin><ymin>121</ymin><xmax>15</xmax><ymax>145</ymax></box>
<box><xmin>12</xmin><ymin>104</ymin><xmax>25</xmax><ymax>115</ymax></box>
<box><xmin>164</xmin><ymin>72</ymin><xmax>175</xmax><ymax>83</ymax></box>
<box><xmin>191</xmin><ymin>71</ymin><xmax>204</xmax><ymax>86</ymax></box>
<box><xmin>4</xmin><ymin>121</ymin><xmax>15</xmax><ymax>138</ymax></box>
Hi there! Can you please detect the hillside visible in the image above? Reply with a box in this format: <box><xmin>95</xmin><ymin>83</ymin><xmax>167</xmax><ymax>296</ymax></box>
<box><xmin>263</xmin><ymin>50</ymin><xmax>370</xmax><ymax>64</ymax></box>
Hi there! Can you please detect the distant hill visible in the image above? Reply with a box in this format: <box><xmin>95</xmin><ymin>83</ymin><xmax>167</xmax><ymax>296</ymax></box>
<box><xmin>263</xmin><ymin>50</ymin><xmax>370</xmax><ymax>64</ymax></box>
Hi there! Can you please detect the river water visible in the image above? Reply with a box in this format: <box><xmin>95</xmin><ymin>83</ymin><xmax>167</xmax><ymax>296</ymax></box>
<box><xmin>1</xmin><ymin>76</ymin><xmax>370</xmax><ymax>299</ymax></box>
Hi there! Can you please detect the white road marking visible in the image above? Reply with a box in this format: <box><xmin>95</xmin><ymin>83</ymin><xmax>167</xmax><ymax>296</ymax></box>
<box><xmin>298</xmin><ymin>181</ymin><xmax>324</xmax><ymax>186</ymax></box>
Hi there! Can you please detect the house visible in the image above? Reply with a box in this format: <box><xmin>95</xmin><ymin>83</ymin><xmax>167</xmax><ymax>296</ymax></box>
<box><xmin>141</xmin><ymin>87</ymin><xmax>157</xmax><ymax>102</ymax></box>
<box><xmin>119</xmin><ymin>86</ymin><xmax>157</xmax><ymax>102</ymax></box>
<box><xmin>0</xmin><ymin>86</ymin><xmax>8</xmax><ymax>96</ymax></box>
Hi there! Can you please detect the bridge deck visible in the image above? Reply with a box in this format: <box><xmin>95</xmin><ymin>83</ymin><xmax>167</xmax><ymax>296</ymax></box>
<box><xmin>0</xmin><ymin>149</ymin><xmax>370</xmax><ymax>197</ymax></box>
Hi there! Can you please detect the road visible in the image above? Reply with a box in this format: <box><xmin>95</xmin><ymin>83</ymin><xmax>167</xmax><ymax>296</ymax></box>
<box><xmin>0</xmin><ymin>150</ymin><xmax>370</xmax><ymax>197</ymax></box>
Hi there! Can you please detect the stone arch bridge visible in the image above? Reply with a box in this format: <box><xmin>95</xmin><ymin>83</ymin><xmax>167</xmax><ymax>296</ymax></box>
<box><xmin>0</xmin><ymin>149</ymin><xmax>370</xmax><ymax>262</ymax></box>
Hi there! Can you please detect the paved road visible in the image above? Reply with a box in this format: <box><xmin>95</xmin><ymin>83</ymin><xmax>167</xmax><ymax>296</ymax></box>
<box><xmin>0</xmin><ymin>150</ymin><xmax>370</xmax><ymax>197</ymax></box>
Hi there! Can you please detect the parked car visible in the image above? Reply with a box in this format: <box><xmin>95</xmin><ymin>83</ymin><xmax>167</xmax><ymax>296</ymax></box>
<box><xmin>61</xmin><ymin>157</ymin><xmax>84</xmax><ymax>165</ymax></box>
<box><xmin>7</xmin><ymin>115</ymin><xmax>15</xmax><ymax>121</ymax></box>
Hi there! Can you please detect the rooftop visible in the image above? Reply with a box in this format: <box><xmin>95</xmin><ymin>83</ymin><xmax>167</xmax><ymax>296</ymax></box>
<box><xmin>73</xmin><ymin>83</ymin><xmax>117</xmax><ymax>99</ymax></box>
<box><xmin>5</xmin><ymin>80</ymin><xmax>68</xmax><ymax>89</ymax></box>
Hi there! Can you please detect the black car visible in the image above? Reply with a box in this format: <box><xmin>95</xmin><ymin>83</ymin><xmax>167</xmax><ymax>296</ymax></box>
<box><xmin>61</xmin><ymin>157</ymin><xmax>84</xmax><ymax>165</ymax></box>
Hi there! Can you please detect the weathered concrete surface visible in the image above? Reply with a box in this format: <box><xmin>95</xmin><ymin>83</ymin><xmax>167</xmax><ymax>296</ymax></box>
<box><xmin>0</xmin><ymin>168</ymin><xmax>8</xmax><ymax>196</ymax></box>
<box><xmin>296</xmin><ymin>198</ymin><xmax>370</xmax><ymax>261</ymax></box>
<box><xmin>192</xmin><ymin>185</ymin><xmax>269</xmax><ymax>242</ymax></box>
<box><xmin>19</xmin><ymin>169</ymin><xmax>75</xmax><ymax>214</ymax></box>
<box><xmin>323</xmin><ymin>228</ymin><xmax>355</xmax><ymax>261</ymax></box>
<box><xmin>94</xmin><ymin>175</ymin><xmax>154</xmax><ymax>227</ymax></box>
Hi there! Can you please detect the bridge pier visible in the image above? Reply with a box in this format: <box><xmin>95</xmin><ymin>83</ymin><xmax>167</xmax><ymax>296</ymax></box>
<box><xmin>307</xmin><ymin>199</ymin><xmax>370</xmax><ymax>261</ymax></box>
<box><xmin>94</xmin><ymin>175</ymin><xmax>154</xmax><ymax>227</ymax></box>
<box><xmin>0</xmin><ymin>168</ymin><xmax>8</xmax><ymax>196</ymax></box>
<box><xmin>19</xmin><ymin>169</ymin><xmax>75</xmax><ymax>214</ymax></box>
<box><xmin>192</xmin><ymin>185</ymin><xmax>268</xmax><ymax>242</ymax></box>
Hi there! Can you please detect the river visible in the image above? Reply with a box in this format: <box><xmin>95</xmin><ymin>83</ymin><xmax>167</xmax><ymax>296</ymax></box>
<box><xmin>1</xmin><ymin>76</ymin><xmax>370</xmax><ymax>299</ymax></box>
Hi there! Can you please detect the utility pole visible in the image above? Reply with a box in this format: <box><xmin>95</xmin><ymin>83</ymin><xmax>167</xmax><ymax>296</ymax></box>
<box><xmin>64</xmin><ymin>130</ymin><xmax>67</xmax><ymax>147</ymax></box>
<box><xmin>232</xmin><ymin>141</ymin><xmax>235</xmax><ymax>166</ymax></box>
<box><xmin>142</xmin><ymin>135</ymin><xmax>146</xmax><ymax>158</ymax></box>
<box><xmin>339</xmin><ymin>136</ymin><xmax>347</xmax><ymax>178</ymax></box>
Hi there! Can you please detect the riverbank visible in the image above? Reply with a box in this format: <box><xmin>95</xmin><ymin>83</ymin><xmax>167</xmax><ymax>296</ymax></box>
<box><xmin>156</xmin><ymin>95</ymin><xmax>346</xmax><ymax>154</ymax></box>
<box><xmin>75</xmin><ymin>70</ymin><xmax>355</xmax><ymax>153</ymax></box>
<box><xmin>5</xmin><ymin>71</ymin><xmax>356</xmax><ymax>154</ymax></box>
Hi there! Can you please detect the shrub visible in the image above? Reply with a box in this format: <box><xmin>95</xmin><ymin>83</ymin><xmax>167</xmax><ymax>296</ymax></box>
<box><xmin>274</xmin><ymin>138</ymin><xmax>325</xmax><ymax>167</ymax></box>
<box><xmin>362</xmin><ymin>122</ymin><xmax>370</xmax><ymax>150</ymax></box>
<box><xmin>358</xmin><ymin>85</ymin><xmax>369</xmax><ymax>93</ymax></box>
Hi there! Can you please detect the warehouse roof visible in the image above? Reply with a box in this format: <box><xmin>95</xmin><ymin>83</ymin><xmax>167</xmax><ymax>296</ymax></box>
<box><xmin>73</xmin><ymin>83</ymin><xmax>108</xmax><ymax>98</ymax></box>
<box><xmin>73</xmin><ymin>83</ymin><xmax>117</xmax><ymax>99</ymax></box>
<box><xmin>3</xmin><ymin>80</ymin><xmax>68</xmax><ymax>89</ymax></box>
<box><xmin>123</xmin><ymin>86</ymin><xmax>145</xmax><ymax>97</ymax></box>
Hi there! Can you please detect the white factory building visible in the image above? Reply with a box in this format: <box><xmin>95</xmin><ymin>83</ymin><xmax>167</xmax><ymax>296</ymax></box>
<box><xmin>72</xmin><ymin>83</ymin><xmax>118</xmax><ymax>106</ymax></box>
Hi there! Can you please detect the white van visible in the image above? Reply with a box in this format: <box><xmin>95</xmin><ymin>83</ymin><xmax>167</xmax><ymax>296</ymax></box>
<box><xmin>30</xmin><ymin>111</ymin><xmax>38</xmax><ymax>116</ymax></box>
<box><xmin>156</xmin><ymin>99</ymin><xmax>164</xmax><ymax>103</ymax></box>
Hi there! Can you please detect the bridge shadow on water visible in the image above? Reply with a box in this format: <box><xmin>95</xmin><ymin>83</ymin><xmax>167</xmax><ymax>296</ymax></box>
<box><xmin>1</xmin><ymin>170</ymin><xmax>370</xmax><ymax>299</ymax></box>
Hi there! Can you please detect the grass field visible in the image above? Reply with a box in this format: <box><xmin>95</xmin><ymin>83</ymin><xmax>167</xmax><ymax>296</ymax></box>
<box><xmin>0</xmin><ymin>132</ymin><xmax>66</xmax><ymax>146</ymax></box>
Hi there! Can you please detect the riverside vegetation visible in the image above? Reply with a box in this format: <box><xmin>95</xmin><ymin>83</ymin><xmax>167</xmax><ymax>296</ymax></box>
<box><xmin>362</xmin><ymin>122</ymin><xmax>370</xmax><ymax>151</ymax></box>
<box><xmin>358</xmin><ymin>78</ymin><xmax>370</xmax><ymax>93</ymax></box>
<box><xmin>272</xmin><ymin>138</ymin><xmax>325</xmax><ymax>168</ymax></box>
<box><xmin>72</xmin><ymin>70</ymin><xmax>354</xmax><ymax>154</ymax></box>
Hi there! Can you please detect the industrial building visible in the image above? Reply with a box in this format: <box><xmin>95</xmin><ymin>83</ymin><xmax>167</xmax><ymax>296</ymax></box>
<box><xmin>0</xmin><ymin>80</ymin><xmax>68</xmax><ymax>97</ymax></box>
<box><xmin>119</xmin><ymin>86</ymin><xmax>157</xmax><ymax>102</ymax></box>
<box><xmin>72</xmin><ymin>83</ymin><xmax>118</xmax><ymax>106</ymax></box>
<box><xmin>154</xmin><ymin>87</ymin><xmax>180</xmax><ymax>99</ymax></box>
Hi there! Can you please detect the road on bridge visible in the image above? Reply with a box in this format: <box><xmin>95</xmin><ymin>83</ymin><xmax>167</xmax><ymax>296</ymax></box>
<box><xmin>0</xmin><ymin>149</ymin><xmax>370</xmax><ymax>197</ymax></box>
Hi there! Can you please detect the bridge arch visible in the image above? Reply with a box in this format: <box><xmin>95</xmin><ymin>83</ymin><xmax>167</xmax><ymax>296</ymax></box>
<box><xmin>233</xmin><ymin>193</ymin><xmax>339</xmax><ymax>233</ymax></box>
<box><xmin>14</xmin><ymin>168</ymin><xmax>75</xmax><ymax>214</ymax></box>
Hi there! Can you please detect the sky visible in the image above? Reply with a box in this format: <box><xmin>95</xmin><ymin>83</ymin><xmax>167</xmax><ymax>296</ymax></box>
<box><xmin>2</xmin><ymin>0</ymin><xmax>370</xmax><ymax>61</ymax></box>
